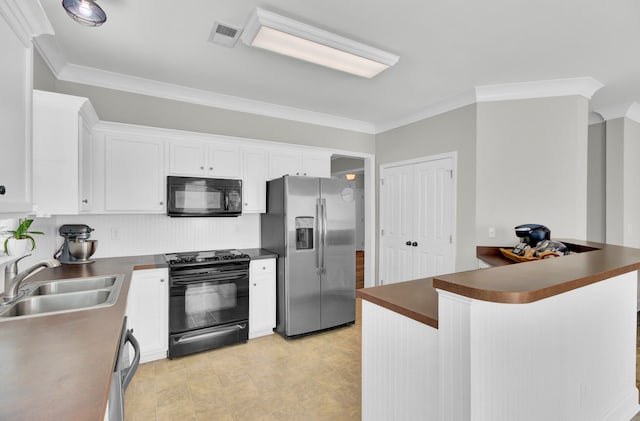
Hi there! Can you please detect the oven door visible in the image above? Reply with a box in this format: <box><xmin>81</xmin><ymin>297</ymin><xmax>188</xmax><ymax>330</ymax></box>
<box><xmin>167</xmin><ymin>176</ymin><xmax>242</xmax><ymax>216</ymax></box>
<box><xmin>169</xmin><ymin>265</ymin><xmax>249</xmax><ymax>334</ymax></box>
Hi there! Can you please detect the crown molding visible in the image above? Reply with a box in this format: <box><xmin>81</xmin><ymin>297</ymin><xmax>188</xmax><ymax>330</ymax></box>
<box><xmin>34</xmin><ymin>32</ymin><xmax>609</xmax><ymax>135</ymax></box>
<box><xmin>594</xmin><ymin>103</ymin><xmax>633</xmax><ymax>121</ymax></box>
<box><xmin>0</xmin><ymin>0</ymin><xmax>53</xmax><ymax>46</ymax></box>
<box><xmin>625</xmin><ymin>102</ymin><xmax>640</xmax><ymax>124</ymax></box>
<box><xmin>33</xmin><ymin>34</ymin><xmax>66</xmax><ymax>76</ymax></box>
<box><xmin>54</xmin><ymin>63</ymin><xmax>377</xmax><ymax>134</ymax></box>
<box><xmin>374</xmin><ymin>90</ymin><xmax>476</xmax><ymax>134</ymax></box>
<box><xmin>476</xmin><ymin>77</ymin><xmax>604</xmax><ymax>103</ymax></box>
<box><xmin>588</xmin><ymin>111</ymin><xmax>605</xmax><ymax>126</ymax></box>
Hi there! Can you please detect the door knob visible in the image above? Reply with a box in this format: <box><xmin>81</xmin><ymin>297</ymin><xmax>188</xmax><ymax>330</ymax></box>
<box><xmin>412</xmin><ymin>242</ymin><xmax>418</xmax><ymax>247</ymax></box>
<box><xmin>405</xmin><ymin>241</ymin><xmax>411</xmax><ymax>246</ymax></box>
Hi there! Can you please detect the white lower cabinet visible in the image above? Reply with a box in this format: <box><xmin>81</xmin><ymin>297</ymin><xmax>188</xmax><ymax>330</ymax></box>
<box><xmin>249</xmin><ymin>258</ymin><xmax>276</xmax><ymax>339</ymax></box>
<box><xmin>126</xmin><ymin>268</ymin><xmax>168</xmax><ymax>363</ymax></box>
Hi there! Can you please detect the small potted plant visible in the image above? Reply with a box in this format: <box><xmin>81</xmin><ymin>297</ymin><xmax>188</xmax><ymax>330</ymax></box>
<box><xmin>2</xmin><ymin>218</ymin><xmax>44</xmax><ymax>256</ymax></box>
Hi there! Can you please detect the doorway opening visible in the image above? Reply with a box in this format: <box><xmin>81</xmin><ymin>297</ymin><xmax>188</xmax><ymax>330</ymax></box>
<box><xmin>331</xmin><ymin>156</ymin><xmax>365</xmax><ymax>289</ymax></box>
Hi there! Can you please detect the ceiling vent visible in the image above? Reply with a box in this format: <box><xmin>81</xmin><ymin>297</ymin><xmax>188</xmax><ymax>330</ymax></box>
<box><xmin>208</xmin><ymin>22</ymin><xmax>243</xmax><ymax>47</ymax></box>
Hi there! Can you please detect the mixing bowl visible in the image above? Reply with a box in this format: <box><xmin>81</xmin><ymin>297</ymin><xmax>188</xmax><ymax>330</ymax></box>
<box><xmin>68</xmin><ymin>240</ymin><xmax>98</xmax><ymax>261</ymax></box>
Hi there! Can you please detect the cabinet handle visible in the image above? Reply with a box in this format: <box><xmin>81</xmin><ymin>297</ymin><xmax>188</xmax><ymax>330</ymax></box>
<box><xmin>0</xmin><ymin>185</ymin><xmax>5</xmax><ymax>195</ymax></box>
<box><xmin>200</xmin><ymin>166</ymin><xmax>204</xmax><ymax>170</ymax></box>
<box><xmin>303</xmin><ymin>173</ymin><xmax>307</xmax><ymax>176</ymax></box>
<box><xmin>160</xmin><ymin>279</ymin><xmax>165</xmax><ymax>283</ymax></box>
<box><xmin>244</xmin><ymin>202</ymin><xmax>248</xmax><ymax>206</ymax></box>
<box><xmin>253</xmin><ymin>283</ymin><xmax>257</xmax><ymax>286</ymax></box>
<box><xmin>412</xmin><ymin>242</ymin><xmax>418</xmax><ymax>247</ymax></box>
<box><xmin>209</xmin><ymin>167</ymin><xmax>213</xmax><ymax>171</ymax></box>
<box><xmin>159</xmin><ymin>201</ymin><xmax>164</xmax><ymax>205</ymax></box>
<box><xmin>81</xmin><ymin>199</ymin><xmax>88</xmax><ymax>204</ymax></box>
<box><xmin>405</xmin><ymin>241</ymin><xmax>411</xmax><ymax>246</ymax></box>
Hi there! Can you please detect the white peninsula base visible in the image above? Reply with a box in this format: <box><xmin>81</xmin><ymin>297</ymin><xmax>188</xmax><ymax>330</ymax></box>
<box><xmin>362</xmin><ymin>271</ymin><xmax>640</xmax><ymax>421</ymax></box>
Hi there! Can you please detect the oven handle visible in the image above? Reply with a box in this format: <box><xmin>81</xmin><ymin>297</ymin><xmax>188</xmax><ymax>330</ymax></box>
<box><xmin>174</xmin><ymin>323</ymin><xmax>247</xmax><ymax>344</ymax></box>
<box><xmin>171</xmin><ymin>274</ymin><xmax>247</xmax><ymax>286</ymax></box>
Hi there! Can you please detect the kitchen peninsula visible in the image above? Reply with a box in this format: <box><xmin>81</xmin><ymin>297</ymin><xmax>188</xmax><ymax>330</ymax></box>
<box><xmin>358</xmin><ymin>240</ymin><xmax>640</xmax><ymax>421</ymax></box>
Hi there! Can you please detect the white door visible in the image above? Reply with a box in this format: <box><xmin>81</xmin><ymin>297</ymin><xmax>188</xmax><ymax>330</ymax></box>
<box><xmin>412</xmin><ymin>159</ymin><xmax>454</xmax><ymax>278</ymax></box>
<box><xmin>380</xmin><ymin>164</ymin><xmax>414</xmax><ymax>284</ymax></box>
<box><xmin>380</xmin><ymin>156</ymin><xmax>455</xmax><ymax>285</ymax></box>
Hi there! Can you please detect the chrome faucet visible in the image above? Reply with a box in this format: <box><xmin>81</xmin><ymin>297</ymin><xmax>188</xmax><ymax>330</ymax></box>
<box><xmin>2</xmin><ymin>255</ymin><xmax>61</xmax><ymax>302</ymax></box>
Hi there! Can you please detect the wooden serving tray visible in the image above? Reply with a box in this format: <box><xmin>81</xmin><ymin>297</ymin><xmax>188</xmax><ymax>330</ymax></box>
<box><xmin>500</xmin><ymin>247</ymin><xmax>539</xmax><ymax>263</ymax></box>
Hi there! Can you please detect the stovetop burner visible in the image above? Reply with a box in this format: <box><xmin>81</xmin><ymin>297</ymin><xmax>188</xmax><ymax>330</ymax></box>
<box><xmin>165</xmin><ymin>249</ymin><xmax>250</xmax><ymax>265</ymax></box>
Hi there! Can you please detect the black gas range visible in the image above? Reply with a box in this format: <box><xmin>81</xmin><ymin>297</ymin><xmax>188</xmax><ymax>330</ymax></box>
<box><xmin>165</xmin><ymin>249</ymin><xmax>250</xmax><ymax>266</ymax></box>
<box><xmin>164</xmin><ymin>249</ymin><xmax>251</xmax><ymax>358</ymax></box>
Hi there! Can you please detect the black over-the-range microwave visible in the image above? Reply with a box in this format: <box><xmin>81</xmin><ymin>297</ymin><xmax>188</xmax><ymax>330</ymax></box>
<box><xmin>167</xmin><ymin>176</ymin><xmax>242</xmax><ymax>217</ymax></box>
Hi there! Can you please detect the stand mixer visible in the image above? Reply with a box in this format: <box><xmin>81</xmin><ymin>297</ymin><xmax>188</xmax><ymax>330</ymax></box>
<box><xmin>55</xmin><ymin>224</ymin><xmax>97</xmax><ymax>264</ymax></box>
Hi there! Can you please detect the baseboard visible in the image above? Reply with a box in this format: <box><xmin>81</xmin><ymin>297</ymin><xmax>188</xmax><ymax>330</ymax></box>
<box><xmin>601</xmin><ymin>388</ymin><xmax>640</xmax><ymax>421</ymax></box>
<box><xmin>249</xmin><ymin>328</ymin><xmax>275</xmax><ymax>339</ymax></box>
<box><xmin>140</xmin><ymin>349</ymin><xmax>167</xmax><ymax>364</ymax></box>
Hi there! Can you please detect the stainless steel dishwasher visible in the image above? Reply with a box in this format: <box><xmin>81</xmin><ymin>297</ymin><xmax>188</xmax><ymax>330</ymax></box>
<box><xmin>108</xmin><ymin>317</ymin><xmax>140</xmax><ymax>421</ymax></box>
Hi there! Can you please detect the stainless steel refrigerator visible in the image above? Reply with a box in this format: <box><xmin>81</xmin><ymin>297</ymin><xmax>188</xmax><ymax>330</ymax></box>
<box><xmin>261</xmin><ymin>176</ymin><xmax>356</xmax><ymax>337</ymax></box>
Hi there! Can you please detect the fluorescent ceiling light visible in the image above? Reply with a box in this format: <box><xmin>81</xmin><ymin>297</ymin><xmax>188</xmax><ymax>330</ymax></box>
<box><xmin>241</xmin><ymin>8</ymin><xmax>399</xmax><ymax>78</ymax></box>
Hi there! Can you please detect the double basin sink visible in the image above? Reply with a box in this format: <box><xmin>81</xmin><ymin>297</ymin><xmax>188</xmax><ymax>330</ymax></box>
<box><xmin>0</xmin><ymin>274</ymin><xmax>124</xmax><ymax>319</ymax></box>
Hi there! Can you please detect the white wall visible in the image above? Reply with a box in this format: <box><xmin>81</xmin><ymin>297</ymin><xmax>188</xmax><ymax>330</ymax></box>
<box><xmin>587</xmin><ymin>122</ymin><xmax>606</xmax><ymax>243</ymax></box>
<box><xmin>376</xmin><ymin>104</ymin><xmax>477</xmax><ymax>273</ymax></box>
<box><xmin>476</xmin><ymin>96</ymin><xmax>590</xmax><ymax>246</ymax></box>
<box><xmin>623</xmin><ymin>118</ymin><xmax>640</xmax><ymax>248</ymax></box>
<box><xmin>606</xmin><ymin>118</ymin><xmax>625</xmax><ymax>246</ymax></box>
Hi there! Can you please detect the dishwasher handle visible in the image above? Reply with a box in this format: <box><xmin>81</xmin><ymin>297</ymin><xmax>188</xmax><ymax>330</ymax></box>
<box><xmin>121</xmin><ymin>329</ymin><xmax>140</xmax><ymax>391</ymax></box>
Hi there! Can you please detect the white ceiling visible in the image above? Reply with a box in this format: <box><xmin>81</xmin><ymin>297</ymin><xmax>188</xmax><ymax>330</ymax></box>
<box><xmin>35</xmin><ymin>0</ymin><xmax>640</xmax><ymax>132</ymax></box>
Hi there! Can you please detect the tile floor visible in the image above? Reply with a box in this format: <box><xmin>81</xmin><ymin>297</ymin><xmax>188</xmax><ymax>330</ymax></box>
<box><xmin>125</xmin><ymin>300</ymin><xmax>362</xmax><ymax>421</ymax></box>
<box><xmin>127</xmin><ymin>301</ymin><xmax>640</xmax><ymax>421</ymax></box>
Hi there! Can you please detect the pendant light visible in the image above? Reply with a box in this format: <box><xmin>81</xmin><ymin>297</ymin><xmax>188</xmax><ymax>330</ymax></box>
<box><xmin>62</xmin><ymin>0</ymin><xmax>107</xmax><ymax>27</ymax></box>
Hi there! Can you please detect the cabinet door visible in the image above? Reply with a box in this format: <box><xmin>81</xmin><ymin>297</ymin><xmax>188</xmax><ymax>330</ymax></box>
<box><xmin>249</xmin><ymin>259</ymin><xmax>276</xmax><ymax>338</ymax></box>
<box><xmin>302</xmin><ymin>153</ymin><xmax>330</xmax><ymax>177</ymax></box>
<box><xmin>242</xmin><ymin>148</ymin><xmax>267</xmax><ymax>213</ymax></box>
<box><xmin>105</xmin><ymin>135</ymin><xmax>165</xmax><ymax>212</ymax></box>
<box><xmin>0</xmin><ymin>17</ymin><xmax>31</xmax><ymax>213</ymax></box>
<box><xmin>207</xmin><ymin>143</ymin><xmax>241</xmax><ymax>178</ymax></box>
<box><xmin>168</xmin><ymin>140</ymin><xmax>206</xmax><ymax>176</ymax></box>
<box><xmin>268</xmin><ymin>150</ymin><xmax>301</xmax><ymax>180</ymax></box>
<box><xmin>78</xmin><ymin>116</ymin><xmax>93</xmax><ymax>212</ymax></box>
<box><xmin>127</xmin><ymin>269</ymin><xmax>168</xmax><ymax>363</ymax></box>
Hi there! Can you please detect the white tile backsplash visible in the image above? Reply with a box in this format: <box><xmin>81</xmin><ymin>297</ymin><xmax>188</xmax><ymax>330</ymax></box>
<box><xmin>54</xmin><ymin>214</ymin><xmax>261</xmax><ymax>258</ymax></box>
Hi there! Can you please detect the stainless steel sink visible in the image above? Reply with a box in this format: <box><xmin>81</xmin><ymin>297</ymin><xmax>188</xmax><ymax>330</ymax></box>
<box><xmin>29</xmin><ymin>276</ymin><xmax>117</xmax><ymax>295</ymax></box>
<box><xmin>0</xmin><ymin>290</ymin><xmax>111</xmax><ymax>317</ymax></box>
<box><xmin>0</xmin><ymin>274</ymin><xmax>124</xmax><ymax>319</ymax></box>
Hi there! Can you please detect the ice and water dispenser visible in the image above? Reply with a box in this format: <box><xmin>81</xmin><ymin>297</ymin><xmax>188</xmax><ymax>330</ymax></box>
<box><xmin>295</xmin><ymin>217</ymin><xmax>314</xmax><ymax>250</ymax></box>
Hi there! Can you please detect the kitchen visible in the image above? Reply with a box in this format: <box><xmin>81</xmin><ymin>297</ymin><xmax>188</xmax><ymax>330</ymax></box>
<box><xmin>2</xmin><ymin>1</ymin><xmax>640</xmax><ymax>420</ymax></box>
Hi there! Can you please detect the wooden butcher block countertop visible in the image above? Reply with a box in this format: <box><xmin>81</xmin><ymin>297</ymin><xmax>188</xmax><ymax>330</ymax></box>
<box><xmin>0</xmin><ymin>254</ymin><xmax>165</xmax><ymax>421</ymax></box>
<box><xmin>358</xmin><ymin>240</ymin><xmax>640</xmax><ymax>328</ymax></box>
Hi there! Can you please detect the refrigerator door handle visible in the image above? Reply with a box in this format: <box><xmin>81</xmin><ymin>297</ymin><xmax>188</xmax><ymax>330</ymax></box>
<box><xmin>321</xmin><ymin>198</ymin><xmax>327</xmax><ymax>274</ymax></box>
<box><xmin>315</xmin><ymin>200</ymin><xmax>321</xmax><ymax>273</ymax></box>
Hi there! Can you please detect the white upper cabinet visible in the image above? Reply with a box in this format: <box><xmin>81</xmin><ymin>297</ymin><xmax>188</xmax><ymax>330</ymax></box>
<box><xmin>268</xmin><ymin>149</ymin><xmax>331</xmax><ymax>180</ymax></box>
<box><xmin>104</xmin><ymin>133</ymin><xmax>165</xmax><ymax>212</ymax></box>
<box><xmin>0</xmin><ymin>15</ymin><xmax>33</xmax><ymax>213</ymax></box>
<box><xmin>242</xmin><ymin>148</ymin><xmax>268</xmax><ymax>213</ymax></box>
<box><xmin>32</xmin><ymin>90</ymin><xmax>98</xmax><ymax>215</ymax></box>
<box><xmin>168</xmin><ymin>138</ymin><xmax>240</xmax><ymax>179</ymax></box>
